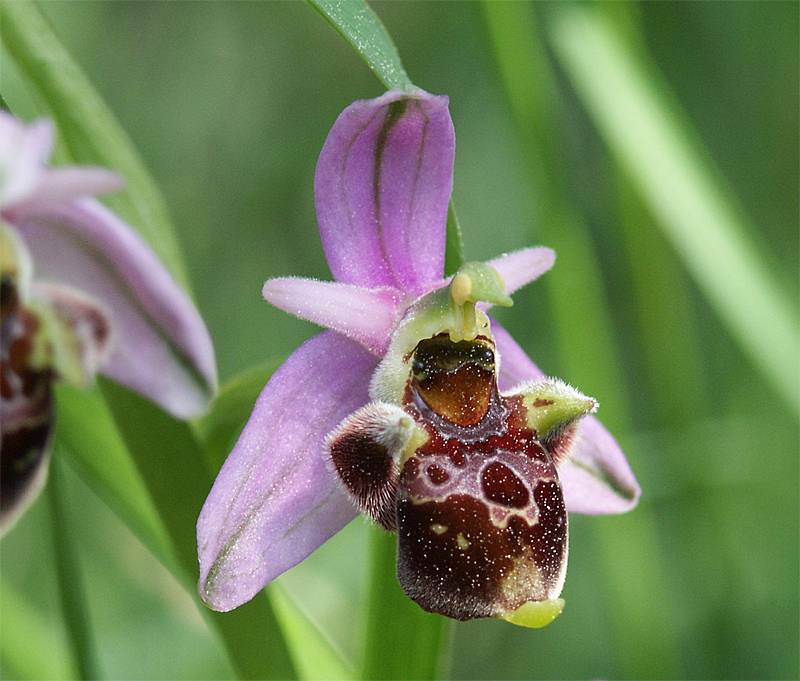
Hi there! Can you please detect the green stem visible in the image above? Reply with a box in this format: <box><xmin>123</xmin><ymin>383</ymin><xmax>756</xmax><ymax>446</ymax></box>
<box><xmin>47</xmin><ymin>457</ymin><xmax>99</xmax><ymax>681</ymax></box>
<box><xmin>361</xmin><ymin>529</ymin><xmax>450</xmax><ymax>680</ymax></box>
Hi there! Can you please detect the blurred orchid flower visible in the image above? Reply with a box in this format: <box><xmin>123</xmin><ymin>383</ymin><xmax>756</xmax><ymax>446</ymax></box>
<box><xmin>1</xmin><ymin>112</ymin><xmax>217</xmax><ymax>535</ymax></box>
<box><xmin>197</xmin><ymin>91</ymin><xmax>639</xmax><ymax>625</ymax></box>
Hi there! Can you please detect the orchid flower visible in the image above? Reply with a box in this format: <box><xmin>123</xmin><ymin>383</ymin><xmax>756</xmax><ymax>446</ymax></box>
<box><xmin>1</xmin><ymin>112</ymin><xmax>217</xmax><ymax>535</ymax></box>
<box><xmin>197</xmin><ymin>91</ymin><xmax>639</xmax><ymax>626</ymax></box>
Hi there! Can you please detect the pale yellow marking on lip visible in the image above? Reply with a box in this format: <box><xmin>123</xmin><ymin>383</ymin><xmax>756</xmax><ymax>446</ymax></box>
<box><xmin>455</xmin><ymin>533</ymin><xmax>470</xmax><ymax>550</ymax></box>
<box><xmin>499</xmin><ymin>598</ymin><xmax>565</xmax><ymax>629</ymax></box>
<box><xmin>430</xmin><ymin>523</ymin><xmax>448</xmax><ymax>535</ymax></box>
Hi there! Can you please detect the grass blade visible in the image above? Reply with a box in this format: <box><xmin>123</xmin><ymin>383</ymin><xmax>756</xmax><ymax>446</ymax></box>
<box><xmin>98</xmin><ymin>379</ymin><xmax>296</xmax><ymax>680</ymax></box>
<box><xmin>0</xmin><ymin>580</ymin><xmax>77</xmax><ymax>680</ymax></box>
<box><xmin>550</xmin><ymin>5</ymin><xmax>800</xmax><ymax>413</ymax></box>
<box><xmin>46</xmin><ymin>458</ymin><xmax>99</xmax><ymax>681</ymax></box>
<box><xmin>271</xmin><ymin>585</ymin><xmax>355</xmax><ymax>681</ymax></box>
<box><xmin>55</xmin><ymin>384</ymin><xmax>175</xmax><ymax>567</ymax></box>
<box><xmin>307</xmin><ymin>0</ymin><xmax>413</xmax><ymax>92</ymax></box>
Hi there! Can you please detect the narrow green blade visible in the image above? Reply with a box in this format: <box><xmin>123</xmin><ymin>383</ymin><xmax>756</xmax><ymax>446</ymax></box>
<box><xmin>0</xmin><ymin>580</ymin><xmax>77</xmax><ymax>680</ymax></box>
<box><xmin>271</xmin><ymin>585</ymin><xmax>355</xmax><ymax>681</ymax></box>
<box><xmin>307</xmin><ymin>0</ymin><xmax>414</xmax><ymax>92</ymax></box>
<box><xmin>99</xmin><ymin>379</ymin><xmax>296</xmax><ymax>680</ymax></box>
<box><xmin>550</xmin><ymin>5</ymin><xmax>800</xmax><ymax>413</ymax></box>
<box><xmin>46</xmin><ymin>458</ymin><xmax>99</xmax><ymax>681</ymax></box>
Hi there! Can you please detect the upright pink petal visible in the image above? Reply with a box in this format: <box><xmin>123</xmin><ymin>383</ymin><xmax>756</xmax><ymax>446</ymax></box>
<box><xmin>12</xmin><ymin>199</ymin><xmax>217</xmax><ymax>419</ymax></box>
<box><xmin>262</xmin><ymin>277</ymin><xmax>404</xmax><ymax>355</ymax></box>
<box><xmin>197</xmin><ymin>332</ymin><xmax>377</xmax><ymax>612</ymax></box>
<box><xmin>492</xmin><ymin>320</ymin><xmax>640</xmax><ymax>514</ymax></box>
<box><xmin>315</xmin><ymin>90</ymin><xmax>454</xmax><ymax>293</ymax></box>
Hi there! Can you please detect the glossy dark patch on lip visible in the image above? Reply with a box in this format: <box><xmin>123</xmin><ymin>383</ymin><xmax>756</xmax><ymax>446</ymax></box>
<box><xmin>481</xmin><ymin>461</ymin><xmax>529</xmax><ymax>508</ymax></box>
<box><xmin>410</xmin><ymin>335</ymin><xmax>495</xmax><ymax>427</ymax></box>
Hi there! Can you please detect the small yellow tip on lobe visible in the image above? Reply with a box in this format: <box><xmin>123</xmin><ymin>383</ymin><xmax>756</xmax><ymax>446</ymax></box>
<box><xmin>450</xmin><ymin>272</ymin><xmax>472</xmax><ymax>306</ymax></box>
<box><xmin>499</xmin><ymin>598</ymin><xmax>565</xmax><ymax>629</ymax></box>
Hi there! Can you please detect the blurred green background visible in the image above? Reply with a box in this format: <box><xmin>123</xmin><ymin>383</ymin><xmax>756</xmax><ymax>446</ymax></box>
<box><xmin>1</xmin><ymin>1</ymin><xmax>798</xmax><ymax>679</ymax></box>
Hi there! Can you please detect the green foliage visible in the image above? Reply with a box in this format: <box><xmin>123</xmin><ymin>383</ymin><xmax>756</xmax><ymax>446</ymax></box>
<box><xmin>307</xmin><ymin>0</ymin><xmax>414</xmax><ymax>92</ymax></box>
<box><xmin>46</xmin><ymin>460</ymin><xmax>99</xmax><ymax>681</ymax></box>
<box><xmin>550</xmin><ymin>4</ymin><xmax>800</xmax><ymax>414</ymax></box>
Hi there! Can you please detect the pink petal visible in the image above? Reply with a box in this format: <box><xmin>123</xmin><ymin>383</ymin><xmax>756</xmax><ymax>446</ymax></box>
<box><xmin>197</xmin><ymin>331</ymin><xmax>377</xmax><ymax>612</ymax></box>
<box><xmin>492</xmin><ymin>320</ymin><xmax>640</xmax><ymax>514</ymax></box>
<box><xmin>262</xmin><ymin>277</ymin><xmax>403</xmax><ymax>355</ymax></box>
<box><xmin>488</xmin><ymin>247</ymin><xmax>556</xmax><ymax>297</ymax></box>
<box><xmin>0</xmin><ymin>115</ymin><xmax>53</xmax><ymax>208</ymax></box>
<box><xmin>11</xmin><ymin>199</ymin><xmax>217</xmax><ymax>419</ymax></box>
<box><xmin>9</xmin><ymin>167</ymin><xmax>123</xmax><ymax>214</ymax></box>
<box><xmin>315</xmin><ymin>90</ymin><xmax>454</xmax><ymax>294</ymax></box>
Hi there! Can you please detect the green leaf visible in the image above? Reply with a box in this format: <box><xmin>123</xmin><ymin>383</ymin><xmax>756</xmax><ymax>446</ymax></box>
<box><xmin>307</xmin><ymin>0</ymin><xmax>414</xmax><ymax>92</ymax></box>
<box><xmin>46</xmin><ymin>458</ymin><xmax>98</xmax><ymax>681</ymax></box>
<box><xmin>0</xmin><ymin>0</ymin><xmax>189</xmax><ymax>287</ymax></box>
<box><xmin>98</xmin><ymin>379</ymin><xmax>296</xmax><ymax>680</ymax></box>
<box><xmin>550</xmin><ymin>4</ymin><xmax>800</xmax><ymax>414</ymax></box>
<box><xmin>57</xmin><ymin>382</ymin><xmax>298</xmax><ymax>679</ymax></box>
<box><xmin>271</xmin><ymin>584</ymin><xmax>355</xmax><ymax>681</ymax></box>
<box><xmin>55</xmin><ymin>384</ymin><xmax>175</xmax><ymax>568</ymax></box>
<box><xmin>0</xmin><ymin>580</ymin><xmax>77</xmax><ymax>680</ymax></box>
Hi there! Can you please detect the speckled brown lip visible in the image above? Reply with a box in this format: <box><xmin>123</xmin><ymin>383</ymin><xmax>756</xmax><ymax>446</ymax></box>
<box><xmin>396</xmin><ymin>336</ymin><xmax>567</xmax><ymax>620</ymax></box>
